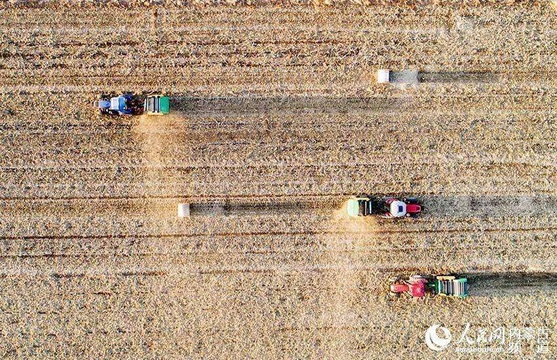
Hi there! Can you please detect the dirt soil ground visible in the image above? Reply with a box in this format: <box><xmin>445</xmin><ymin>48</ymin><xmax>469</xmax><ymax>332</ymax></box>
<box><xmin>1</xmin><ymin>1</ymin><xmax>557</xmax><ymax>358</ymax></box>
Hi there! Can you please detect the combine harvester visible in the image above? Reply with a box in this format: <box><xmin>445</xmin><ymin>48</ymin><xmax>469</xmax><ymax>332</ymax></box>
<box><xmin>390</xmin><ymin>275</ymin><xmax>469</xmax><ymax>299</ymax></box>
<box><xmin>95</xmin><ymin>93</ymin><xmax>170</xmax><ymax>116</ymax></box>
<box><xmin>347</xmin><ymin>195</ymin><xmax>422</xmax><ymax>218</ymax></box>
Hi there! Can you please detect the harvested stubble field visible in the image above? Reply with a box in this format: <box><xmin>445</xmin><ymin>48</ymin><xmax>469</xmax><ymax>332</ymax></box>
<box><xmin>1</xmin><ymin>0</ymin><xmax>557</xmax><ymax>358</ymax></box>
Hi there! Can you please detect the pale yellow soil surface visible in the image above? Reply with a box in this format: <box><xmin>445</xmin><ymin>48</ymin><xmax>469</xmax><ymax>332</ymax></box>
<box><xmin>1</xmin><ymin>1</ymin><xmax>557</xmax><ymax>358</ymax></box>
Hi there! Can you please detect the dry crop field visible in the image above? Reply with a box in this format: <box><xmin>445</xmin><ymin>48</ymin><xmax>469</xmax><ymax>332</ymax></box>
<box><xmin>1</xmin><ymin>0</ymin><xmax>557</xmax><ymax>358</ymax></box>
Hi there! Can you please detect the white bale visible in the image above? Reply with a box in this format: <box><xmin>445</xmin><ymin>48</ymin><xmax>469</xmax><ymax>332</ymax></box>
<box><xmin>377</xmin><ymin>69</ymin><xmax>390</xmax><ymax>83</ymax></box>
<box><xmin>177</xmin><ymin>203</ymin><xmax>190</xmax><ymax>218</ymax></box>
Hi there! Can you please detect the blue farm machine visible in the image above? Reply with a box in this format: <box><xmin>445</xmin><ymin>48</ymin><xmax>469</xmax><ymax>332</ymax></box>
<box><xmin>95</xmin><ymin>93</ymin><xmax>170</xmax><ymax>116</ymax></box>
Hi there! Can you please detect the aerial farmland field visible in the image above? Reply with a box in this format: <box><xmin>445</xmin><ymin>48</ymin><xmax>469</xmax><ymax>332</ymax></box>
<box><xmin>1</xmin><ymin>0</ymin><xmax>557</xmax><ymax>358</ymax></box>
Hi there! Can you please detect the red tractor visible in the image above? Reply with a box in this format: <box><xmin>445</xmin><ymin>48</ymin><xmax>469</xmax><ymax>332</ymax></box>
<box><xmin>390</xmin><ymin>275</ymin><xmax>427</xmax><ymax>298</ymax></box>
<box><xmin>381</xmin><ymin>197</ymin><xmax>422</xmax><ymax>218</ymax></box>
<box><xmin>347</xmin><ymin>196</ymin><xmax>422</xmax><ymax>218</ymax></box>
<box><xmin>390</xmin><ymin>275</ymin><xmax>469</xmax><ymax>299</ymax></box>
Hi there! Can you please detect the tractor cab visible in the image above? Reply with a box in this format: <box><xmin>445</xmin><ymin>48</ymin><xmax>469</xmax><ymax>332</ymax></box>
<box><xmin>109</xmin><ymin>95</ymin><xmax>133</xmax><ymax>115</ymax></box>
<box><xmin>389</xmin><ymin>200</ymin><xmax>407</xmax><ymax>217</ymax></box>
<box><xmin>110</xmin><ymin>97</ymin><xmax>121</xmax><ymax>111</ymax></box>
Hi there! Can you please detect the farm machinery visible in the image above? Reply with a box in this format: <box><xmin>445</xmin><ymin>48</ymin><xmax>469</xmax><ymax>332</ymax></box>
<box><xmin>390</xmin><ymin>275</ymin><xmax>469</xmax><ymax>299</ymax></box>
<box><xmin>347</xmin><ymin>196</ymin><xmax>422</xmax><ymax>218</ymax></box>
<box><xmin>95</xmin><ymin>93</ymin><xmax>170</xmax><ymax>116</ymax></box>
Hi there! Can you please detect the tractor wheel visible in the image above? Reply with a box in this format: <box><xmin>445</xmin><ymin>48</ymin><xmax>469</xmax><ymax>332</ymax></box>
<box><xmin>404</xmin><ymin>197</ymin><xmax>418</xmax><ymax>204</ymax></box>
<box><xmin>388</xmin><ymin>276</ymin><xmax>400</xmax><ymax>285</ymax></box>
<box><xmin>387</xmin><ymin>276</ymin><xmax>399</xmax><ymax>296</ymax></box>
<box><xmin>389</xmin><ymin>291</ymin><xmax>400</xmax><ymax>298</ymax></box>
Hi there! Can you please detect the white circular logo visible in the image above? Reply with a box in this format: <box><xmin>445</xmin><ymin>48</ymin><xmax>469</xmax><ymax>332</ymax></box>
<box><xmin>425</xmin><ymin>324</ymin><xmax>452</xmax><ymax>351</ymax></box>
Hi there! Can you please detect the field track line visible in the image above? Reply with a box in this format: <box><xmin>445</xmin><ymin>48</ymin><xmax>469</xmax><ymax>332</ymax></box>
<box><xmin>3</xmin><ymin>158</ymin><xmax>557</xmax><ymax>171</ymax></box>
<box><xmin>3</xmin><ymin>226</ymin><xmax>557</xmax><ymax>241</ymax></box>
<box><xmin>4</xmin><ymin>190</ymin><xmax>557</xmax><ymax>201</ymax></box>
<box><xmin>1</xmin><ymin>243</ymin><xmax>556</xmax><ymax>259</ymax></box>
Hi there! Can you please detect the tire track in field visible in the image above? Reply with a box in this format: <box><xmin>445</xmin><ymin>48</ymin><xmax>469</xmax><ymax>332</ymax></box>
<box><xmin>464</xmin><ymin>272</ymin><xmax>557</xmax><ymax>297</ymax></box>
<box><xmin>3</xmin><ymin>242</ymin><xmax>557</xmax><ymax>259</ymax></box>
<box><xmin>4</xmin><ymin>194</ymin><xmax>557</xmax><ymax>217</ymax></box>
<box><xmin>5</xmin><ymin>225</ymin><xmax>557</xmax><ymax>241</ymax></box>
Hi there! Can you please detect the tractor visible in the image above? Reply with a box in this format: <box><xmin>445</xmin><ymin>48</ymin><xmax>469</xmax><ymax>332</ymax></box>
<box><xmin>95</xmin><ymin>93</ymin><xmax>143</xmax><ymax>116</ymax></box>
<box><xmin>346</xmin><ymin>196</ymin><xmax>422</xmax><ymax>218</ymax></box>
<box><xmin>95</xmin><ymin>93</ymin><xmax>170</xmax><ymax>116</ymax></box>
<box><xmin>390</xmin><ymin>275</ymin><xmax>469</xmax><ymax>299</ymax></box>
<box><xmin>382</xmin><ymin>197</ymin><xmax>421</xmax><ymax>218</ymax></box>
